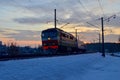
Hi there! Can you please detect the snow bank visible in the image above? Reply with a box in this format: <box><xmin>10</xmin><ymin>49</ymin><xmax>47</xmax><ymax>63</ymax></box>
<box><xmin>0</xmin><ymin>53</ymin><xmax>120</xmax><ymax>80</ymax></box>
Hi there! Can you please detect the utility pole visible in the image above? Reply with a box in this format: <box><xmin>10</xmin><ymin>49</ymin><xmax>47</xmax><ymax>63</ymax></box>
<box><xmin>98</xmin><ymin>32</ymin><xmax>101</xmax><ymax>52</ymax></box>
<box><xmin>98</xmin><ymin>33</ymin><xmax>101</xmax><ymax>44</ymax></box>
<box><xmin>75</xmin><ymin>29</ymin><xmax>78</xmax><ymax>47</ymax></box>
<box><xmin>87</xmin><ymin>15</ymin><xmax>116</xmax><ymax>57</ymax></box>
<box><xmin>101</xmin><ymin>17</ymin><xmax>105</xmax><ymax>57</ymax></box>
<box><xmin>54</xmin><ymin>9</ymin><xmax>57</xmax><ymax>28</ymax></box>
<box><xmin>75</xmin><ymin>29</ymin><xmax>77</xmax><ymax>40</ymax></box>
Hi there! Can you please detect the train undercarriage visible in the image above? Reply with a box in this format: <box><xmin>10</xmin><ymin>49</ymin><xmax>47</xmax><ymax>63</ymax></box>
<box><xmin>42</xmin><ymin>45</ymin><xmax>83</xmax><ymax>55</ymax></box>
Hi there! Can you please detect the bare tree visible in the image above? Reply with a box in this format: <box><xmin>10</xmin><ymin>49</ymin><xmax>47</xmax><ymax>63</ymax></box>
<box><xmin>7</xmin><ymin>42</ymin><xmax>19</xmax><ymax>56</ymax></box>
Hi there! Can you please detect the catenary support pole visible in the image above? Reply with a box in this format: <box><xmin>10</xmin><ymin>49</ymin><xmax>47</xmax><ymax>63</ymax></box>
<box><xmin>54</xmin><ymin>9</ymin><xmax>56</xmax><ymax>28</ymax></box>
<box><xmin>101</xmin><ymin>17</ymin><xmax>105</xmax><ymax>57</ymax></box>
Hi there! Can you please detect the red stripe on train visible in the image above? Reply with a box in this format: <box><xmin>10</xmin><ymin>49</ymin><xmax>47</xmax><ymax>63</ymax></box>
<box><xmin>43</xmin><ymin>46</ymin><xmax>58</xmax><ymax>50</ymax></box>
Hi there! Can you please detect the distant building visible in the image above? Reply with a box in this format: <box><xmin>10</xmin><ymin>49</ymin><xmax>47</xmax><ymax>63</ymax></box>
<box><xmin>85</xmin><ymin>43</ymin><xmax>120</xmax><ymax>53</ymax></box>
<box><xmin>0</xmin><ymin>41</ymin><xmax>8</xmax><ymax>55</ymax></box>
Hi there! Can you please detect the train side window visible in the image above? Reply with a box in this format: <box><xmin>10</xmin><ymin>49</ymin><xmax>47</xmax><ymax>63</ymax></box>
<box><xmin>65</xmin><ymin>34</ymin><xmax>67</xmax><ymax>37</ymax></box>
<box><xmin>61</xmin><ymin>33</ymin><xmax>70</xmax><ymax>39</ymax></box>
<box><xmin>70</xmin><ymin>36</ymin><xmax>73</xmax><ymax>40</ymax></box>
<box><xmin>43</xmin><ymin>43</ymin><xmax>47</xmax><ymax>46</ymax></box>
<box><xmin>62</xmin><ymin>33</ymin><xmax>66</xmax><ymax>37</ymax></box>
<box><xmin>66</xmin><ymin>35</ymin><xmax>69</xmax><ymax>38</ymax></box>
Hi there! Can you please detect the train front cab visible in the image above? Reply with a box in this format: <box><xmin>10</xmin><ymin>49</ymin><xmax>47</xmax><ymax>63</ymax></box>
<box><xmin>41</xmin><ymin>29</ymin><xmax>59</xmax><ymax>55</ymax></box>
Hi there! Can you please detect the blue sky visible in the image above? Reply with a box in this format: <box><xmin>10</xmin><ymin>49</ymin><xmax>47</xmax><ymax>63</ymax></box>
<box><xmin>0</xmin><ymin>0</ymin><xmax>120</xmax><ymax>46</ymax></box>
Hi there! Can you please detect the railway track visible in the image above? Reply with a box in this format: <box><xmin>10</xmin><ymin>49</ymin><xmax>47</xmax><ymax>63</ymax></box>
<box><xmin>0</xmin><ymin>52</ymin><xmax>86</xmax><ymax>61</ymax></box>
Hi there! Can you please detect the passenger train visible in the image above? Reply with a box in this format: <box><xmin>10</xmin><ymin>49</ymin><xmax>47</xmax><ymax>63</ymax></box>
<box><xmin>41</xmin><ymin>28</ymin><xmax>86</xmax><ymax>54</ymax></box>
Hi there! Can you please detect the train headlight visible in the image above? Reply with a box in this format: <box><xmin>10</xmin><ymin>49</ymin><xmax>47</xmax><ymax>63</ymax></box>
<box><xmin>48</xmin><ymin>37</ymin><xmax>51</xmax><ymax>40</ymax></box>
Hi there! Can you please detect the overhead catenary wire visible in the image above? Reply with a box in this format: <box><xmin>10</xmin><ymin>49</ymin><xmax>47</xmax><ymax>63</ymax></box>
<box><xmin>77</xmin><ymin>0</ymin><xmax>103</xmax><ymax>42</ymax></box>
<box><xmin>77</xmin><ymin>0</ymin><xmax>101</xmax><ymax>20</ymax></box>
<box><xmin>78</xmin><ymin>0</ymin><xmax>88</xmax><ymax>12</ymax></box>
<box><xmin>60</xmin><ymin>23</ymin><xmax>70</xmax><ymax>28</ymax></box>
<box><xmin>77</xmin><ymin>0</ymin><xmax>91</xmax><ymax>27</ymax></box>
<box><xmin>78</xmin><ymin>0</ymin><xmax>92</xmax><ymax>18</ymax></box>
<box><xmin>77</xmin><ymin>0</ymin><xmax>102</xmax><ymax>28</ymax></box>
<box><xmin>51</xmin><ymin>1</ymin><xmax>84</xmax><ymax>29</ymax></box>
<box><xmin>96</xmin><ymin>0</ymin><xmax>118</xmax><ymax>27</ymax></box>
<box><xmin>97</xmin><ymin>0</ymin><xmax>105</xmax><ymax>17</ymax></box>
<box><xmin>78</xmin><ymin>0</ymin><xmax>106</xmax><ymax>56</ymax></box>
<box><xmin>2</xmin><ymin>1</ymin><xmax>119</xmax><ymax>29</ymax></box>
<box><xmin>86</xmin><ymin>22</ymin><xmax>100</xmax><ymax>29</ymax></box>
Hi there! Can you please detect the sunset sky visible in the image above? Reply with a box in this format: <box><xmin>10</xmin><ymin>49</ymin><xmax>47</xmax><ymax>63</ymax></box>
<box><xmin>0</xmin><ymin>0</ymin><xmax>120</xmax><ymax>47</ymax></box>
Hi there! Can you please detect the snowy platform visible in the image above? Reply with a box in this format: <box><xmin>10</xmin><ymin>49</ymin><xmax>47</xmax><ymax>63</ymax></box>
<box><xmin>0</xmin><ymin>53</ymin><xmax>120</xmax><ymax>80</ymax></box>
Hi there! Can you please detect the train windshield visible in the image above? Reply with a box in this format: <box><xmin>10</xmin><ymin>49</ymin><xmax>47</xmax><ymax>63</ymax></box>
<box><xmin>42</xmin><ymin>30</ymin><xmax>58</xmax><ymax>40</ymax></box>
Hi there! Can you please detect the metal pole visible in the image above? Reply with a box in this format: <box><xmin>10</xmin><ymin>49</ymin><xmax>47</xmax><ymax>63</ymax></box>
<box><xmin>98</xmin><ymin>33</ymin><xmax>101</xmax><ymax>52</ymax></box>
<box><xmin>75</xmin><ymin>29</ymin><xmax>78</xmax><ymax>48</ymax></box>
<box><xmin>101</xmin><ymin>17</ymin><xmax>105</xmax><ymax>57</ymax></box>
<box><xmin>99</xmin><ymin>33</ymin><xmax>101</xmax><ymax>44</ymax></box>
<box><xmin>54</xmin><ymin>9</ymin><xmax>56</xmax><ymax>28</ymax></box>
<box><xmin>75</xmin><ymin>29</ymin><xmax>77</xmax><ymax>39</ymax></box>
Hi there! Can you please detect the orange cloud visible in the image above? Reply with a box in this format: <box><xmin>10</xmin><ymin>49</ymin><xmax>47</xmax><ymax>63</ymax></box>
<box><xmin>16</xmin><ymin>40</ymin><xmax>42</xmax><ymax>47</ymax></box>
<box><xmin>0</xmin><ymin>37</ymin><xmax>42</xmax><ymax>47</ymax></box>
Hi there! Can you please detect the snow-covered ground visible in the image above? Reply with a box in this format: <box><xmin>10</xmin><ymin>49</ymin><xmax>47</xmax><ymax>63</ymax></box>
<box><xmin>0</xmin><ymin>52</ymin><xmax>120</xmax><ymax>80</ymax></box>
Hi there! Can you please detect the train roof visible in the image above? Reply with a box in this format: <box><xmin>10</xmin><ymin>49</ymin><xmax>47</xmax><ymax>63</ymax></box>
<box><xmin>42</xmin><ymin>28</ymin><xmax>74</xmax><ymax>36</ymax></box>
<box><xmin>42</xmin><ymin>28</ymin><xmax>72</xmax><ymax>35</ymax></box>
<box><xmin>42</xmin><ymin>28</ymin><xmax>63</xmax><ymax>32</ymax></box>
